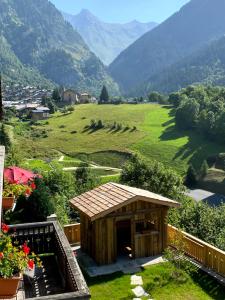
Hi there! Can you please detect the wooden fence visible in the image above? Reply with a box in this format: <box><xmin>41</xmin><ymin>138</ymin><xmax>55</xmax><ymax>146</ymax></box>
<box><xmin>64</xmin><ymin>223</ymin><xmax>80</xmax><ymax>245</ymax></box>
<box><xmin>168</xmin><ymin>224</ymin><xmax>225</xmax><ymax>277</ymax></box>
<box><xmin>63</xmin><ymin>223</ymin><xmax>225</xmax><ymax>278</ymax></box>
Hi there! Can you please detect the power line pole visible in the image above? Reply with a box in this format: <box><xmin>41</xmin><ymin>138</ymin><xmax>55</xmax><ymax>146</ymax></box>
<box><xmin>0</xmin><ymin>74</ymin><xmax>3</xmax><ymax>122</ymax></box>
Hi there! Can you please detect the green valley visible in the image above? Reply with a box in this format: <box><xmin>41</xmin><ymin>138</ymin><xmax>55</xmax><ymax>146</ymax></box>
<box><xmin>15</xmin><ymin>104</ymin><xmax>224</xmax><ymax>175</ymax></box>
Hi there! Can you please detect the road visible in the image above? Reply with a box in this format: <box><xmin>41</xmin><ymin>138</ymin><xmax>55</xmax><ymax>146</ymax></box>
<box><xmin>186</xmin><ymin>189</ymin><xmax>225</xmax><ymax>206</ymax></box>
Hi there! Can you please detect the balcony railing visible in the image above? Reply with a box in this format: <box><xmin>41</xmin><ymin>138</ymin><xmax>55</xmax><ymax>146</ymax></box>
<box><xmin>10</xmin><ymin>221</ymin><xmax>90</xmax><ymax>300</ymax></box>
<box><xmin>168</xmin><ymin>224</ymin><xmax>225</xmax><ymax>278</ymax></box>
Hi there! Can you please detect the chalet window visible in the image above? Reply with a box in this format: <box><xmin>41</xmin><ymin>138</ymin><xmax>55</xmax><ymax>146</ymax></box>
<box><xmin>135</xmin><ymin>219</ymin><xmax>158</xmax><ymax>234</ymax></box>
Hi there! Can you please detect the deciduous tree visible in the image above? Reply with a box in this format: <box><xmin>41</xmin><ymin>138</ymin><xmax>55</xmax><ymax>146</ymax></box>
<box><xmin>120</xmin><ymin>155</ymin><xmax>184</xmax><ymax>200</ymax></box>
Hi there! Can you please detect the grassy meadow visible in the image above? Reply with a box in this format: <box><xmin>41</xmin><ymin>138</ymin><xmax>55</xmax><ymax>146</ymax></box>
<box><xmin>15</xmin><ymin>104</ymin><xmax>225</xmax><ymax>175</ymax></box>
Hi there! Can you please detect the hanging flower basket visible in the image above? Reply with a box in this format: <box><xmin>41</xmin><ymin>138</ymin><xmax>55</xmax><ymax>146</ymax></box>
<box><xmin>2</xmin><ymin>196</ymin><xmax>15</xmax><ymax>210</ymax></box>
<box><xmin>3</xmin><ymin>181</ymin><xmax>33</xmax><ymax>199</ymax></box>
<box><xmin>2</xmin><ymin>180</ymin><xmax>36</xmax><ymax>211</ymax></box>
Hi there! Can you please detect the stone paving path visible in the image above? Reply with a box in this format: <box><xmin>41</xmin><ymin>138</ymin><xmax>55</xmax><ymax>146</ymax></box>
<box><xmin>130</xmin><ymin>274</ymin><xmax>153</xmax><ymax>300</ymax></box>
<box><xmin>75</xmin><ymin>246</ymin><xmax>163</xmax><ymax>277</ymax></box>
<box><xmin>131</xmin><ymin>275</ymin><xmax>143</xmax><ymax>286</ymax></box>
<box><xmin>58</xmin><ymin>155</ymin><xmax>64</xmax><ymax>162</ymax></box>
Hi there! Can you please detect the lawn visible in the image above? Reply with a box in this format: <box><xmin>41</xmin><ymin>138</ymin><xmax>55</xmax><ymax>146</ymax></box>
<box><xmin>15</xmin><ymin>104</ymin><xmax>225</xmax><ymax>174</ymax></box>
<box><xmin>20</xmin><ymin>159</ymin><xmax>62</xmax><ymax>172</ymax></box>
<box><xmin>88</xmin><ymin>263</ymin><xmax>225</xmax><ymax>300</ymax></box>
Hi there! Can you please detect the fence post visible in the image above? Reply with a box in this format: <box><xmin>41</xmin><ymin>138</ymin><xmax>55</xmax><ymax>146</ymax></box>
<box><xmin>47</xmin><ymin>214</ymin><xmax>58</xmax><ymax>221</ymax></box>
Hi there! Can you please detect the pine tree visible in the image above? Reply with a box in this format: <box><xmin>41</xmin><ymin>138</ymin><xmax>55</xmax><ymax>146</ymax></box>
<box><xmin>48</xmin><ymin>100</ymin><xmax>56</xmax><ymax>114</ymax></box>
<box><xmin>52</xmin><ymin>88</ymin><xmax>61</xmax><ymax>103</ymax></box>
<box><xmin>99</xmin><ymin>85</ymin><xmax>109</xmax><ymax>103</ymax></box>
<box><xmin>185</xmin><ymin>165</ymin><xmax>197</xmax><ymax>188</ymax></box>
<box><xmin>0</xmin><ymin>74</ymin><xmax>4</xmax><ymax>121</ymax></box>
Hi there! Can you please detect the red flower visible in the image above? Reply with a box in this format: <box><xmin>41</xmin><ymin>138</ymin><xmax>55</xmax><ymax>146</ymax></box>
<box><xmin>22</xmin><ymin>243</ymin><xmax>30</xmax><ymax>255</ymax></box>
<box><xmin>1</xmin><ymin>223</ymin><xmax>9</xmax><ymax>233</ymax></box>
<box><xmin>25</xmin><ymin>188</ymin><xmax>31</xmax><ymax>196</ymax></box>
<box><xmin>0</xmin><ymin>252</ymin><xmax>4</xmax><ymax>259</ymax></box>
<box><xmin>30</xmin><ymin>182</ymin><xmax>36</xmax><ymax>190</ymax></box>
<box><xmin>28</xmin><ymin>259</ymin><xmax>34</xmax><ymax>270</ymax></box>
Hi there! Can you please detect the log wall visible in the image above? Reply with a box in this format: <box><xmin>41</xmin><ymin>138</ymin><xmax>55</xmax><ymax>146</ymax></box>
<box><xmin>79</xmin><ymin>200</ymin><xmax>168</xmax><ymax>265</ymax></box>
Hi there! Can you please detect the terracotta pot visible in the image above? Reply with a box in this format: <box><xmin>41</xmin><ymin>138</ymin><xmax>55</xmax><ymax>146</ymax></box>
<box><xmin>0</xmin><ymin>275</ymin><xmax>21</xmax><ymax>297</ymax></box>
<box><xmin>2</xmin><ymin>196</ymin><xmax>15</xmax><ymax>210</ymax></box>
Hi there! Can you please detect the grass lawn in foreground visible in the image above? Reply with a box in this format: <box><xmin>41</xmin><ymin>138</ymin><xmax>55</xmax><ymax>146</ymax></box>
<box><xmin>88</xmin><ymin>263</ymin><xmax>225</xmax><ymax>300</ymax></box>
<box><xmin>16</xmin><ymin>104</ymin><xmax>225</xmax><ymax>174</ymax></box>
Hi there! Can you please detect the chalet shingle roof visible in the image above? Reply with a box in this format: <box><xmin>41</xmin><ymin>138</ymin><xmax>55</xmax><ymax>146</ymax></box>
<box><xmin>70</xmin><ymin>182</ymin><xmax>180</xmax><ymax>221</ymax></box>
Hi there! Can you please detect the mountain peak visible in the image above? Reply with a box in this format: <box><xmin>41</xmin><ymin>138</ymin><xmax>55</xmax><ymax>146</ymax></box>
<box><xmin>80</xmin><ymin>9</ymin><xmax>92</xmax><ymax>15</ymax></box>
<box><xmin>63</xmin><ymin>11</ymin><xmax>157</xmax><ymax>65</ymax></box>
<box><xmin>78</xmin><ymin>9</ymin><xmax>98</xmax><ymax>22</ymax></box>
<box><xmin>129</xmin><ymin>19</ymin><xmax>140</xmax><ymax>25</ymax></box>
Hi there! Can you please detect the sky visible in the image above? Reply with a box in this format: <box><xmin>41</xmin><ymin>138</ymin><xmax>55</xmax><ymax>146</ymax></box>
<box><xmin>50</xmin><ymin>0</ymin><xmax>190</xmax><ymax>24</ymax></box>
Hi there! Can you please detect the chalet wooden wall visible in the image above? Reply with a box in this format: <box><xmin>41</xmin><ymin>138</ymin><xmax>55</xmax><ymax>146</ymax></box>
<box><xmin>80</xmin><ymin>199</ymin><xmax>169</xmax><ymax>265</ymax></box>
<box><xmin>80</xmin><ymin>214</ymin><xmax>116</xmax><ymax>265</ymax></box>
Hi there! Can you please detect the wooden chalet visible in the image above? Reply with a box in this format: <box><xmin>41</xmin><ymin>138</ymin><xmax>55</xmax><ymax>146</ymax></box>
<box><xmin>70</xmin><ymin>182</ymin><xmax>180</xmax><ymax>265</ymax></box>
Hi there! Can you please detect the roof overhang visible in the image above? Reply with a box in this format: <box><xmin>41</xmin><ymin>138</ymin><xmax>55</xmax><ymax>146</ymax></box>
<box><xmin>70</xmin><ymin>194</ymin><xmax>180</xmax><ymax>222</ymax></box>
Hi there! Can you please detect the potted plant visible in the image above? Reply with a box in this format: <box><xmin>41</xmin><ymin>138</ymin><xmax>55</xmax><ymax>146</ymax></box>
<box><xmin>0</xmin><ymin>223</ymin><xmax>41</xmax><ymax>297</ymax></box>
<box><xmin>2</xmin><ymin>195</ymin><xmax>15</xmax><ymax>210</ymax></box>
<box><xmin>2</xmin><ymin>181</ymin><xmax>34</xmax><ymax>210</ymax></box>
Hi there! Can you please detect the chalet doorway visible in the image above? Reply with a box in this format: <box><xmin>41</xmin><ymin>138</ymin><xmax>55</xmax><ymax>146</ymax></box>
<box><xmin>116</xmin><ymin>219</ymin><xmax>132</xmax><ymax>258</ymax></box>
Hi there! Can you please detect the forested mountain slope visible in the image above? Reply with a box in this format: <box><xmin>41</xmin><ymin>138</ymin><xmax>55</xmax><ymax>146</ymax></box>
<box><xmin>109</xmin><ymin>0</ymin><xmax>225</xmax><ymax>94</ymax></box>
<box><xmin>0</xmin><ymin>0</ymin><xmax>119</xmax><ymax>94</ymax></box>
<box><xmin>145</xmin><ymin>35</ymin><xmax>225</xmax><ymax>94</ymax></box>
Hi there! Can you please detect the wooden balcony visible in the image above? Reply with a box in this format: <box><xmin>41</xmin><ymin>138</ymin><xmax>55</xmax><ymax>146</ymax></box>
<box><xmin>4</xmin><ymin>221</ymin><xmax>90</xmax><ymax>300</ymax></box>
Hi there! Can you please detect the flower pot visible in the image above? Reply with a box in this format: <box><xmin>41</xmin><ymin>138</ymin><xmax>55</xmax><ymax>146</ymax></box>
<box><xmin>0</xmin><ymin>275</ymin><xmax>21</xmax><ymax>297</ymax></box>
<box><xmin>2</xmin><ymin>196</ymin><xmax>15</xmax><ymax>210</ymax></box>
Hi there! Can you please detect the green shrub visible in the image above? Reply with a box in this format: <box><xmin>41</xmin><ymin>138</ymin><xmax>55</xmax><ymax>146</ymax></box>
<box><xmin>14</xmin><ymin>178</ymin><xmax>54</xmax><ymax>222</ymax></box>
<box><xmin>90</xmin><ymin>119</ymin><xmax>96</xmax><ymax>128</ymax></box>
<box><xmin>117</xmin><ymin>123</ymin><xmax>122</xmax><ymax>130</ymax></box>
<box><xmin>97</xmin><ymin>120</ymin><xmax>104</xmax><ymax>129</ymax></box>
